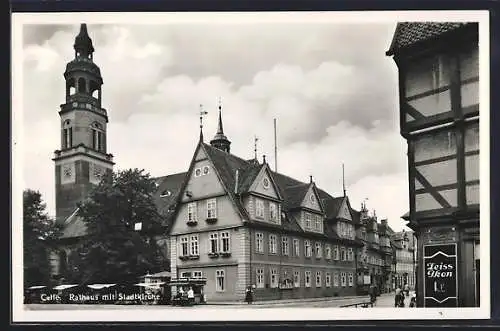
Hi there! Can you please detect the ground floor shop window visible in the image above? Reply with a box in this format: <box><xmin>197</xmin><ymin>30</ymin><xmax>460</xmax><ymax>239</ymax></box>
<box><xmin>316</xmin><ymin>271</ymin><xmax>322</xmax><ymax>287</ymax></box>
<box><xmin>294</xmin><ymin>271</ymin><xmax>300</xmax><ymax>288</ymax></box>
<box><xmin>326</xmin><ymin>272</ymin><xmax>331</xmax><ymax>287</ymax></box>
<box><xmin>216</xmin><ymin>269</ymin><xmax>225</xmax><ymax>292</ymax></box>
<box><xmin>256</xmin><ymin>268</ymin><xmax>264</xmax><ymax>288</ymax></box>
<box><xmin>305</xmin><ymin>271</ymin><xmax>311</xmax><ymax>287</ymax></box>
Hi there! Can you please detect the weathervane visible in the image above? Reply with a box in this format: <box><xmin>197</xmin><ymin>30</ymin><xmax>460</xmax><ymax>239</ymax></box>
<box><xmin>199</xmin><ymin>104</ymin><xmax>208</xmax><ymax>141</ymax></box>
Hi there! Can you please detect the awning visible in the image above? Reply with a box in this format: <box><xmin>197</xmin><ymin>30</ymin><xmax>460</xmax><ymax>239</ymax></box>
<box><xmin>27</xmin><ymin>286</ymin><xmax>46</xmax><ymax>290</ymax></box>
<box><xmin>53</xmin><ymin>284</ymin><xmax>79</xmax><ymax>290</ymax></box>
<box><xmin>141</xmin><ymin>271</ymin><xmax>171</xmax><ymax>278</ymax></box>
<box><xmin>87</xmin><ymin>284</ymin><xmax>117</xmax><ymax>290</ymax></box>
<box><xmin>134</xmin><ymin>282</ymin><xmax>165</xmax><ymax>288</ymax></box>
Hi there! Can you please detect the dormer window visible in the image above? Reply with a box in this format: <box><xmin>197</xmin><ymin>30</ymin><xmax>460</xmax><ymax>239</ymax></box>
<box><xmin>195</xmin><ymin>168</ymin><xmax>202</xmax><ymax>177</ymax></box>
<box><xmin>203</xmin><ymin>166</ymin><xmax>210</xmax><ymax>175</ymax></box>
<box><xmin>256</xmin><ymin>198</ymin><xmax>264</xmax><ymax>219</ymax></box>
<box><xmin>269</xmin><ymin>203</ymin><xmax>277</xmax><ymax>222</ymax></box>
<box><xmin>160</xmin><ymin>190</ymin><xmax>171</xmax><ymax>198</ymax></box>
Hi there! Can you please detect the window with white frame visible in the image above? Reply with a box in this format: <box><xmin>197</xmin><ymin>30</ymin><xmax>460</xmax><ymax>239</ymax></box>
<box><xmin>347</xmin><ymin>248</ymin><xmax>353</xmax><ymax>261</ymax></box>
<box><xmin>341</xmin><ymin>247</ymin><xmax>346</xmax><ymax>261</ymax></box>
<box><xmin>220</xmin><ymin>231</ymin><xmax>230</xmax><ymax>253</ymax></box>
<box><xmin>305</xmin><ymin>271</ymin><xmax>311</xmax><ymax>287</ymax></box>
<box><xmin>270</xmin><ymin>268</ymin><xmax>278</xmax><ymax>288</ymax></box>
<box><xmin>269</xmin><ymin>234</ymin><xmax>277</xmax><ymax>254</ymax></box>
<box><xmin>333</xmin><ymin>273</ymin><xmax>339</xmax><ymax>287</ymax></box>
<box><xmin>256</xmin><ymin>232</ymin><xmax>264</xmax><ymax>253</ymax></box>
<box><xmin>193</xmin><ymin>271</ymin><xmax>203</xmax><ymax>279</ymax></box>
<box><xmin>187</xmin><ymin>202</ymin><xmax>197</xmax><ymax>222</ymax></box>
<box><xmin>180</xmin><ymin>271</ymin><xmax>192</xmax><ymax>278</ymax></box>
<box><xmin>315</xmin><ymin>215</ymin><xmax>322</xmax><ymax>231</ymax></box>
<box><xmin>333</xmin><ymin>245</ymin><xmax>339</xmax><ymax>260</ymax></box>
<box><xmin>190</xmin><ymin>235</ymin><xmax>199</xmax><ymax>256</ymax></box>
<box><xmin>348</xmin><ymin>272</ymin><xmax>354</xmax><ymax>287</ymax></box>
<box><xmin>304</xmin><ymin>240</ymin><xmax>312</xmax><ymax>257</ymax></box>
<box><xmin>180</xmin><ymin>236</ymin><xmax>189</xmax><ymax>257</ymax></box>
<box><xmin>269</xmin><ymin>203</ymin><xmax>277</xmax><ymax>222</ymax></box>
<box><xmin>315</xmin><ymin>271</ymin><xmax>322</xmax><ymax>287</ymax></box>
<box><xmin>315</xmin><ymin>242</ymin><xmax>322</xmax><ymax>258</ymax></box>
<box><xmin>216</xmin><ymin>270</ymin><xmax>225</xmax><ymax>292</ymax></box>
<box><xmin>293</xmin><ymin>238</ymin><xmax>300</xmax><ymax>257</ymax></box>
<box><xmin>256</xmin><ymin>199</ymin><xmax>264</xmax><ymax>218</ymax></box>
<box><xmin>341</xmin><ymin>272</ymin><xmax>347</xmax><ymax>287</ymax></box>
<box><xmin>326</xmin><ymin>272</ymin><xmax>331</xmax><ymax>287</ymax></box>
<box><xmin>294</xmin><ymin>271</ymin><xmax>300</xmax><ymax>288</ymax></box>
<box><xmin>207</xmin><ymin>199</ymin><xmax>217</xmax><ymax>219</ymax></box>
<box><xmin>305</xmin><ymin>213</ymin><xmax>311</xmax><ymax>229</ymax></box>
<box><xmin>256</xmin><ymin>268</ymin><xmax>264</xmax><ymax>288</ymax></box>
<box><xmin>209</xmin><ymin>233</ymin><xmax>219</xmax><ymax>254</ymax></box>
<box><xmin>281</xmin><ymin>236</ymin><xmax>289</xmax><ymax>256</ymax></box>
<box><xmin>325</xmin><ymin>244</ymin><xmax>331</xmax><ymax>260</ymax></box>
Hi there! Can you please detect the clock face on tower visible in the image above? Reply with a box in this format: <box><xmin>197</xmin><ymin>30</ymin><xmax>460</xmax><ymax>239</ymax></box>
<box><xmin>90</xmin><ymin>163</ymin><xmax>106</xmax><ymax>184</ymax></box>
<box><xmin>61</xmin><ymin>163</ymin><xmax>76</xmax><ymax>184</ymax></box>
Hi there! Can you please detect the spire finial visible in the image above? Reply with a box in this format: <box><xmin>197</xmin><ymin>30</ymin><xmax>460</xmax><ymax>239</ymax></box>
<box><xmin>217</xmin><ymin>97</ymin><xmax>224</xmax><ymax>135</ymax></box>
<box><xmin>254</xmin><ymin>136</ymin><xmax>259</xmax><ymax>160</ymax></box>
<box><xmin>263</xmin><ymin>155</ymin><xmax>266</xmax><ymax>164</ymax></box>
<box><xmin>74</xmin><ymin>23</ymin><xmax>95</xmax><ymax>59</ymax></box>
<box><xmin>310</xmin><ymin>175</ymin><xmax>313</xmax><ymax>183</ymax></box>
<box><xmin>199</xmin><ymin>104</ymin><xmax>208</xmax><ymax>142</ymax></box>
<box><xmin>342</xmin><ymin>163</ymin><xmax>346</xmax><ymax>197</ymax></box>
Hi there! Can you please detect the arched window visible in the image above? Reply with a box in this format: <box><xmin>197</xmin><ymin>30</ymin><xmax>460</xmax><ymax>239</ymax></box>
<box><xmin>78</xmin><ymin>77</ymin><xmax>87</xmax><ymax>93</ymax></box>
<box><xmin>91</xmin><ymin>122</ymin><xmax>104</xmax><ymax>152</ymax></box>
<box><xmin>63</xmin><ymin>119</ymin><xmax>73</xmax><ymax>149</ymax></box>
<box><xmin>66</xmin><ymin>78</ymin><xmax>76</xmax><ymax>98</ymax></box>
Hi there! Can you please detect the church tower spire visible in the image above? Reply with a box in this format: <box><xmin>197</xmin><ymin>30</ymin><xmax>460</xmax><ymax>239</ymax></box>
<box><xmin>53</xmin><ymin>24</ymin><xmax>114</xmax><ymax>223</ymax></box>
<box><xmin>210</xmin><ymin>98</ymin><xmax>231</xmax><ymax>153</ymax></box>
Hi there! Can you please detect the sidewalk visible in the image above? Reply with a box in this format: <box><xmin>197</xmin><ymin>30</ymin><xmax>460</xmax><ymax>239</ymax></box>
<box><xmin>206</xmin><ymin>294</ymin><xmax>370</xmax><ymax>306</ymax></box>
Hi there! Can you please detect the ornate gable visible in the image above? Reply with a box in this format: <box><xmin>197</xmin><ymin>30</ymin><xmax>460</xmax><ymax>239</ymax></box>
<box><xmin>300</xmin><ymin>184</ymin><xmax>322</xmax><ymax>213</ymax></box>
<box><xmin>337</xmin><ymin>198</ymin><xmax>352</xmax><ymax>221</ymax></box>
<box><xmin>248</xmin><ymin>164</ymin><xmax>281</xmax><ymax>200</ymax></box>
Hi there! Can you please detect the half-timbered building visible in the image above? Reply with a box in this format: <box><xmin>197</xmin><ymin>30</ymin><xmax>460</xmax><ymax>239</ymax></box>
<box><xmin>387</xmin><ymin>22</ymin><xmax>480</xmax><ymax>307</ymax></box>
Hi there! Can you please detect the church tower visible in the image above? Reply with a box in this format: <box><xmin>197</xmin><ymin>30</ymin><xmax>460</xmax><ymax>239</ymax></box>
<box><xmin>52</xmin><ymin>24</ymin><xmax>114</xmax><ymax>223</ymax></box>
<box><xmin>209</xmin><ymin>101</ymin><xmax>231</xmax><ymax>153</ymax></box>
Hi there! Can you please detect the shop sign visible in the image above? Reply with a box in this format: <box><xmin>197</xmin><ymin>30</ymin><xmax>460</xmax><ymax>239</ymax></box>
<box><xmin>423</xmin><ymin>243</ymin><xmax>458</xmax><ymax>307</ymax></box>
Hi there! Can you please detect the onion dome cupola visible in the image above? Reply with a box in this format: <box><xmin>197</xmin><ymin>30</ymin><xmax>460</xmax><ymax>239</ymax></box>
<box><xmin>63</xmin><ymin>23</ymin><xmax>104</xmax><ymax>109</ymax></box>
<box><xmin>210</xmin><ymin>100</ymin><xmax>231</xmax><ymax>153</ymax></box>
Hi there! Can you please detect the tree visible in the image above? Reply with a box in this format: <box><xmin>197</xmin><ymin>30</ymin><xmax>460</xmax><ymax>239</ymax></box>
<box><xmin>23</xmin><ymin>190</ymin><xmax>61</xmax><ymax>287</ymax></box>
<box><xmin>73</xmin><ymin>168</ymin><xmax>165</xmax><ymax>284</ymax></box>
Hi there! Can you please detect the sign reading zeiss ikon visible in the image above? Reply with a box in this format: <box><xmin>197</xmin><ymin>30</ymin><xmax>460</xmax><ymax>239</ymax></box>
<box><xmin>423</xmin><ymin>244</ymin><xmax>458</xmax><ymax>307</ymax></box>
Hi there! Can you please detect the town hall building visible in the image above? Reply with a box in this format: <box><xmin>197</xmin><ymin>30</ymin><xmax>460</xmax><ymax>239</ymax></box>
<box><xmin>49</xmin><ymin>24</ymin><xmax>390</xmax><ymax>303</ymax></box>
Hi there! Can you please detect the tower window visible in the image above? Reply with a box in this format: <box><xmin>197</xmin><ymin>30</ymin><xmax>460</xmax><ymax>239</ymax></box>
<box><xmin>92</xmin><ymin>124</ymin><xmax>104</xmax><ymax>152</ymax></box>
<box><xmin>78</xmin><ymin>78</ymin><xmax>87</xmax><ymax>93</ymax></box>
<box><xmin>63</xmin><ymin>127</ymin><xmax>72</xmax><ymax>149</ymax></box>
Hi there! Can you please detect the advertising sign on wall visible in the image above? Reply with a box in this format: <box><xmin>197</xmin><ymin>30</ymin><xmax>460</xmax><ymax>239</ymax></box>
<box><xmin>423</xmin><ymin>243</ymin><xmax>458</xmax><ymax>307</ymax></box>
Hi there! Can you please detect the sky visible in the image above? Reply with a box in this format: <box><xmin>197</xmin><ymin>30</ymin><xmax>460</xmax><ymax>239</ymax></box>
<box><xmin>20</xmin><ymin>19</ymin><xmax>411</xmax><ymax>231</ymax></box>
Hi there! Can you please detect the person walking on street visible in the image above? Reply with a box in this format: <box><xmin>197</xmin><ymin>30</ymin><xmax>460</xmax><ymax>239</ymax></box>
<box><xmin>369</xmin><ymin>285</ymin><xmax>377</xmax><ymax>306</ymax></box>
<box><xmin>187</xmin><ymin>287</ymin><xmax>195</xmax><ymax>306</ymax></box>
<box><xmin>404</xmin><ymin>283</ymin><xmax>410</xmax><ymax>297</ymax></box>
<box><xmin>245</xmin><ymin>286</ymin><xmax>253</xmax><ymax>304</ymax></box>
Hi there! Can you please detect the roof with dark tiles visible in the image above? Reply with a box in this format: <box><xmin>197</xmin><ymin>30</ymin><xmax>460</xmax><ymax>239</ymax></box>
<box><xmin>59</xmin><ymin>140</ymin><xmax>360</xmax><ymax>244</ymax></box>
<box><xmin>386</xmin><ymin>22</ymin><xmax>471</xmax><ymax>56</ymax></box>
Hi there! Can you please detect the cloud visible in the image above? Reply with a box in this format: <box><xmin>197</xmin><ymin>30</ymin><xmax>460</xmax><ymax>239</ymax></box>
<box><xmin>20</xmin><ymin>22</ymin><xmax>410</xmax><ymax>231</ymax></box>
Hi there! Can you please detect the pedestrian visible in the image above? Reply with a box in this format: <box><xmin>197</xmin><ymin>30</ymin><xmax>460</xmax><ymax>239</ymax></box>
<box><xmin>187</xmin><ymin>287</ymin><xmax>195</xmax><ymax>306</ymax></box>
<box><xmin>369</xmin><ymin>285</ymin><xmax>376</xmax><ymax>306</ymax></box>
<box><xmin>409</xmin><ymin>293</ymin><xmax>417</xmax><ymax>308</ymax></box>
<box><xmin>404</xmin><ymin>283</ymin><xmax>410</xmax><ymax>297</ymax></box>
<box><xmin>394</xmin><ymin>287</ymin><xmax>403</xmax><ymax>307</ymax></box>
<box><xmin>245</xmin><ymin>286</ymin><xmax>253</xmax><ymax>304</ymax></box>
